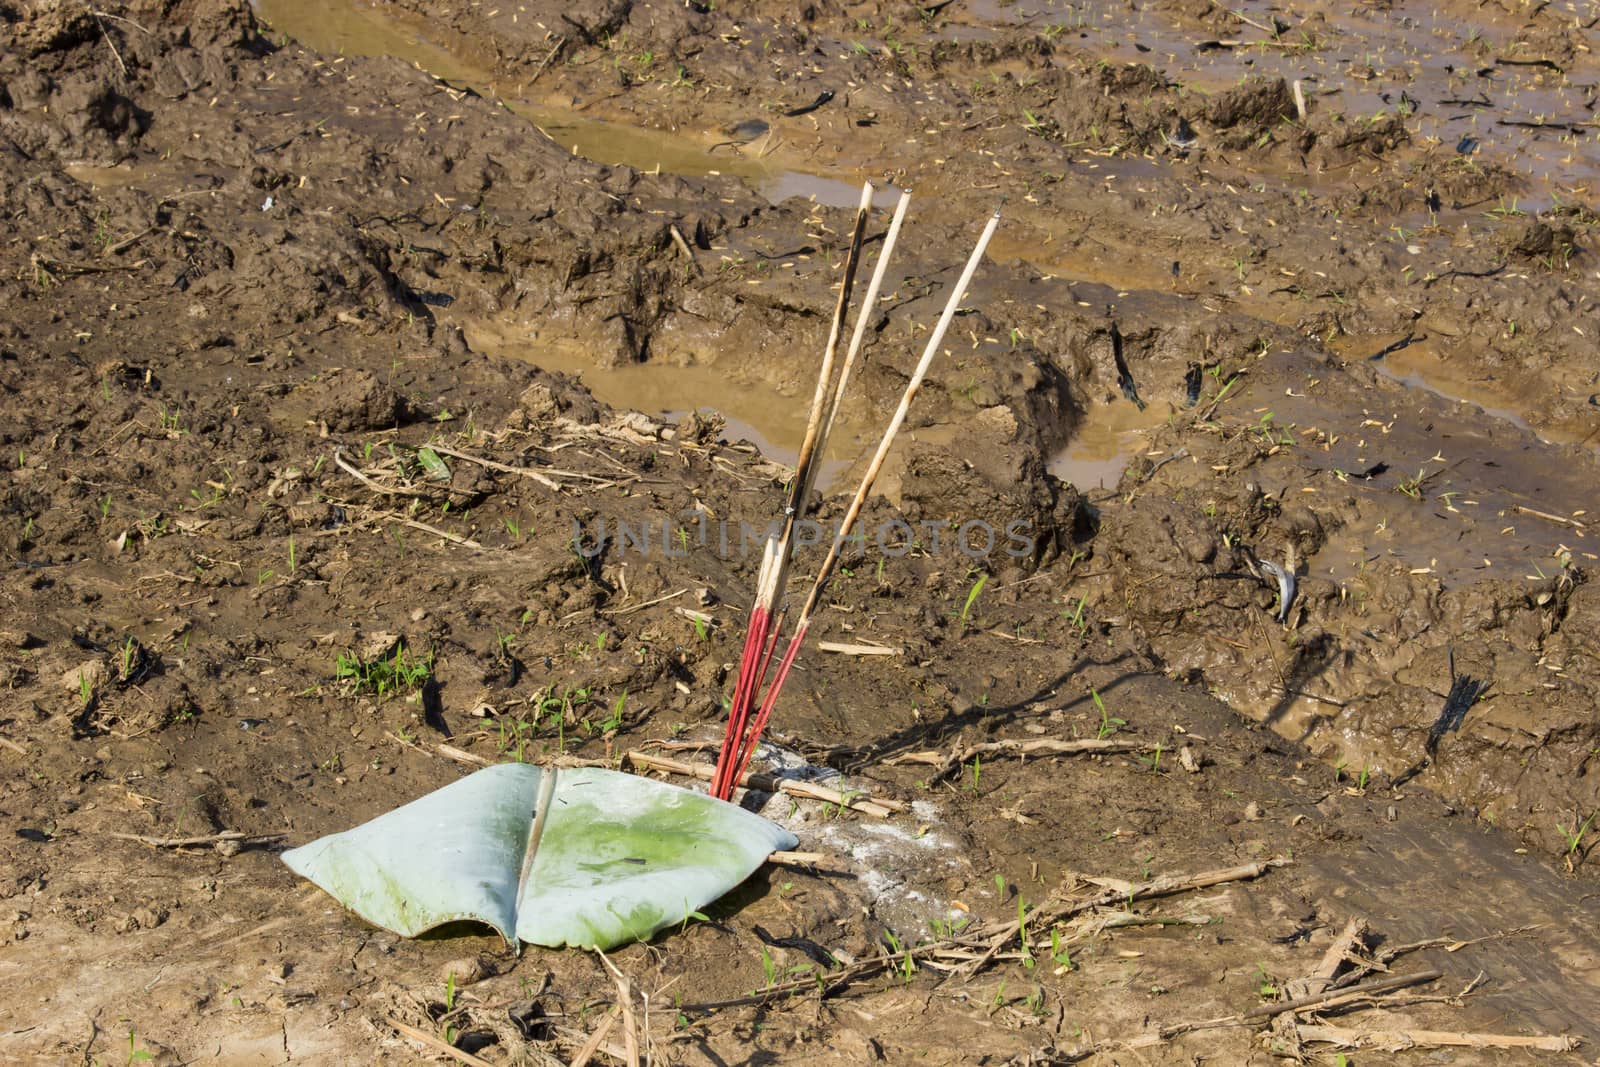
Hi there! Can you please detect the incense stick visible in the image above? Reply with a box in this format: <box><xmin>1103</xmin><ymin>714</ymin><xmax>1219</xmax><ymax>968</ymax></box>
<box><xmin>711</xmin><ymin>195</ymin><xmax>1001</xmax><ymax>801</ymax></box>
<box><xmin>806</xmin><ymin>187</ymin><xmax>914</xmax><ymax>504</ymax></box>
<box><xmin>711</xmin><ymin>190</ymin><xmax>874</xmax><ymax>799</ymax></box>
<box><xmin>798</xmin><ymin>206</ymin><xmax>1003</xmax><ymax>623</ymax></box>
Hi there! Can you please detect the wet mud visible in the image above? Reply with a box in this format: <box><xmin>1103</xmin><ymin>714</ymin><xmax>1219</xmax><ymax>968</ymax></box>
<box><xmin>2</xmin><ymin>0</ymin><xmax>1599</xmax><ymax>1063</ymax></box>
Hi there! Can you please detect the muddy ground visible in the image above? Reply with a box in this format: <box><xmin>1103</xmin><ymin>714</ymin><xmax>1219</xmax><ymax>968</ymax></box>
<box><xmin>2</xmin><ymin>0</ymin><xmax>1600</xmax><ymax>1063</ymax></box>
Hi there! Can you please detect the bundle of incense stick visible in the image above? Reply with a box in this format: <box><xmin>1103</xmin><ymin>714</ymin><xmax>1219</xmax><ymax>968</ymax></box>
<box><xmin>710</xmin><ymin>183</ymin><xmax>1001</xmax><ymax>801</ymax></box>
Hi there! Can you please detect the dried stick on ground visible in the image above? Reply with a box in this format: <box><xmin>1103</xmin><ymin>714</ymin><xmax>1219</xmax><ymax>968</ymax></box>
<box><xmin>1284</xmin><ymin>916</ymin><xmax>1368</xmax><ymax>998</ymax></box>
<box><xmin>388</xmin><ymin>1019</ymin><xmax>498</xmax><ymax>1067</ymax></box>
<box><xmin>427</xmin><ymin>442</ymin><xmax>563</xmax><ymax>490</ymax></box>
<box><xmin>958</xmin><ymin>858</ymin><xmax>1289</xmax><ymax>977</ymax></box>
<box><xmin>887</xmin><ymin>737</ymin><xmax>1158</xmax><ymax>779</ymax></box>
<box><xmin>597</xmin><ymin>951</ymin><xmax>642</xmax><ymax>1067</ymax></box>
<box><xmin>563</xmin><ymin>1004</ymin><xmax>621</xmax><ymax>1067</ymax></box>
<box><xmin>109</xmin><ymin>830</ymin><xmax>285</xmax><ymax>850</ymax></box>
<box><xmin>1378</xmin><ymin>925</ymin><xmax>1541</xmax><ymax>963</ymax></box>
<box><xmin>348</xmin><ymin>505</ymin><xmax>483</xmax><ymax>549</ymax></box>
<box><xmin>678</xmin><ymin>857</ymin><xmax>1285</xmax><ymax>1013</ymax></box>
<box><xmin>1242</xmin><ymin>969</ymin><xmax>1442</xmax><ymax>1020</ymax></box>
<box><xmin>626</xmin><ymin>750</ymin><xmax>903</xmax><ymax>816</ymax></box>
<box><xmin>1297</xmin><ymin>1024</ymin><xmax>1580</xmax><ymax>1053</ymax></box>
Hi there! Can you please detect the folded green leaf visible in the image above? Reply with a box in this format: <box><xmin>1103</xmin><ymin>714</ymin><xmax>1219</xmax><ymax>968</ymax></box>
<box><xmin>282</xmin><ymin>765</ymin><xmax>796</xmax><ymax>950</ymax></box>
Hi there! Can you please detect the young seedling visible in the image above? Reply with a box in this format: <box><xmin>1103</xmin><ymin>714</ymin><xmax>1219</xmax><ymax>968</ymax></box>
<box><xmin>759</xmin><ymin>944</ymin><xmax>777</xmax><ymax>988</ymax></box>
<box><xmin>1062</xmin><ymin>594</ymin><xmax>1089</xmax><ymax>636</ymax></box>
<box><xmin>602</xmin><ymin>690</ymin><xmax>628</xmax><ymax>734</ymax></box>
<box><xmin>1050</xmin><ymin>925</ymin><xmax>1074</xmax><ymax>971</ymax></box>
<box><xmin>1560</xmin><ymin>810</ymin><xmax>1596</xmax><ymax>872</ymax></box>
<box><xmin>1092</xmin><ymin>689</ymin><xmax>1125</xmax><ymax>740</ymax></box>
<box><xmin>959</xmin><ymin>571</ymin><xmax>988</xmax><ymax>628</ymax></box>
<box><xmin>334</xmin><ymin>643</ymin><xmax>434</xmax><ymax>700</ymax></box>
<box><xmin>882</xmin><ymin>930</ymin><xmax>916</xmax><ymax>985</ymax></box>
<box><xmin>1017</xmin><ymin>897</ymin><xmax>1034</xmax><ymax>969</ymax></box>
<box><xmin>440</xmin><ymin>972</ymin><xmax>459</xmax><ymax>1046</ymax></box>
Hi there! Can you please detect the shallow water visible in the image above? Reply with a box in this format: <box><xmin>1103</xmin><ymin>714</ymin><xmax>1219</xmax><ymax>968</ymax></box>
<box><xmin>253</xmin><ymin>0</ymin><xmax>895</xmax><ymax>209</ymax></box>
<box><xmin>1047</xmin><ymin>398</ymin><xmax>1173</xmax><ymax>492</ymax></box>
<box><xmin>463</xmin><ymin>320</ymin><xmax>866</xmax><ymax>482</ymax></box>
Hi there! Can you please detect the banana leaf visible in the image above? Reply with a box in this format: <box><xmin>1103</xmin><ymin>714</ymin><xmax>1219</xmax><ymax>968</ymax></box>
<box><xmin>282</xmin><ymin>764</ymin><xmax>796</xmax><ymax>950</ymax></box>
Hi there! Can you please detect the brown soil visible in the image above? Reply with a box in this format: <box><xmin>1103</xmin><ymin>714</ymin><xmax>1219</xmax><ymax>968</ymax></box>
<box><xmin>2</xmin><ymin>1</ymin><xmax>1599</xmax><ymax>1063</ymax></box>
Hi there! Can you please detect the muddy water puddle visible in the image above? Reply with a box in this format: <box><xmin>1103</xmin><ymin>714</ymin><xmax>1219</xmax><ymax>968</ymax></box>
<box><xmin>507</xmin><ymin>108</ymin><xmax>903</xmax><ymax>210</ymax></box>
<box><xmin>462</xmin><ymin>321</ymin><xmax>867</xmax><ymax>480</ymax></box>
<box><xmin>1048</xmin><ymin>398</ymin><xmax>1173</xmax><ymax>492</ymax></box>
<box><xmin>1343</xmin><ymin>334</ymin><xmax>1600</xmax><ymax>449</ymax></box>
<box><xmin>253</xmin><ymin>0</ymin><xmax>894</xmax><ymax>209</ymax></box>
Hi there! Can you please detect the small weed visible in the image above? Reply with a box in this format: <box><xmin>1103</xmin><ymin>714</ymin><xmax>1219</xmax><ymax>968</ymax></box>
<box><xmin>1255</xmin><ymin>965</ymin><xmax>1278</xmax><ymax>999</ymax></box>
<box><xmin>882</xmin><ymin>930</ymin><xmax>916</xmax><ymax>985</ymax></box>
<box><xmin>678</xmin><ymin>905</ymin><xmax>710</xmax><ymax>934</ymax></box>
<box><xmin>334</xmin><ymin>642</ymin><xmax>434</xmax><ymax>700</ymax></box>
<box><xmin>440</xmin><ymin>972</ymin><xmax>459</xmax><ymax>1045</ymax></box>
<box><xmin>125</xmin><ymin>1029</ymin><xmax>154</xmax><ymax>1063</ymax></box>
